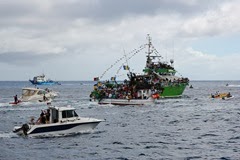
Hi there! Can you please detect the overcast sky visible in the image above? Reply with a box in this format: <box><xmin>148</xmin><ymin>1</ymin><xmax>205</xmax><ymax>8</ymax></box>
<box><xmin>0</xmin><ymin>0</ymin><xmax>240</xmax><ymax>81</ymax></box>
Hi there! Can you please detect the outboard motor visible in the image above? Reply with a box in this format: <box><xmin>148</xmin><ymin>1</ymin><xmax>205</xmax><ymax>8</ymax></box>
<box><xmin>22</xmin><ymin>124</ymin><xmax>29</xmax><ymax>135</ymax></box>
<box><xmin>13</xmin><ymin>123</ymin><xmax>30</xmax><ymax>135</ymax></box>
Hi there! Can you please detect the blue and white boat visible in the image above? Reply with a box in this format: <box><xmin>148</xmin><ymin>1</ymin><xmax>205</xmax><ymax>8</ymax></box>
<box><xmin>29</xmin><ymin>74</ymin><xmax>60</xmax><ymax>85</ymax></box>
<box><xmin>13</xmin><ymin>105</ymin><xmax>103</xmax><ymax>137</ymax></box>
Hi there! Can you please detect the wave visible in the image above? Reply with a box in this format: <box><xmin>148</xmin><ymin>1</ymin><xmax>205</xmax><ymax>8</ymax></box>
<box><xmin>0</xmin><ymin>131</ymin><xmax>18</xmax><ymax>138</ymax></box>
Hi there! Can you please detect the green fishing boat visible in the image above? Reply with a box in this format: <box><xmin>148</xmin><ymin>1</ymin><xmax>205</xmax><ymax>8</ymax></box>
<box><xmin>90</xmin><ymin>35</ymin><xmax>189</xmax><ymax>104</ymax></box>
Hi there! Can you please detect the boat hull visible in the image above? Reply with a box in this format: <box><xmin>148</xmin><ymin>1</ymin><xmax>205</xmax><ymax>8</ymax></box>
<box><xmin>98</xmin><ymin>98</ymin><xmax>155</xmax><ymax>105</ymax></box>
<box><xmin>29</xmin><ymin>80</ymin><xmax>60</xmax><ymax>85</ymax></box>
<box><xmin>160</xmin><ymin>83</ymin><xmax>187</xmax><ymax>98</ymax></box>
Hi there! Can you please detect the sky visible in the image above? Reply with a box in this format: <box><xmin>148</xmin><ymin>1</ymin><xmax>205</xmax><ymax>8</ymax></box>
<box><xmin>0</xmin><ymin>0</ymin><xmax>240</xmax><ymax>81</ymax></box>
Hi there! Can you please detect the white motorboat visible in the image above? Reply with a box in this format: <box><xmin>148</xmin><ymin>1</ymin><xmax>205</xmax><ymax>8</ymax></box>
<box><xmin>222</xmin><ymin>95</ymin><xmax>234</xmax><ymax>100</ymax></box>
<box><xmin>20</xmin><ymin>87</ymin><xmax>58</xmax><ymax>102</ymax></box>
<box><xmin>13</xmin><ymin>105</ymin><xmax>103</xmax><ymax>137</ymax></box>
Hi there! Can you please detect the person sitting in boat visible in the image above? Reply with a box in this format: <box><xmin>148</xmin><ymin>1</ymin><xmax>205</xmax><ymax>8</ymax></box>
<box><xmin>29</xmin><ymin>117</ymin><xmax>35</xmax><ymax>125</ymax></box>
<box><xmin>45</xmin><ymin>109</ymin><xmax>50</xmax><ymax>124</ymax></box>
<box><xmin>45</xmin><ymin>88</ymin><xmax>50</xmax><ymax>92</ymax></box>
<box><xmin>211</xmin><ymin>94</ymin><xmax>214</xmax><ymax>98</ymax></box>
<box><xmin>36</xmin><ymin>110</ymin><xmax>46</xmax><ymax>124</ymax></box>
<box><xmin>14</xmin><ymin>95</ymin><xmax>18</xmax><ymax>103</ymax></box>
<box><xmin>126</xmin><ymin>92</ymin><xmax>132</xmax><ymax>101</ymax></box>
<box><xmin>226</xmin><ymin>92</ymin><xmax>231</xmax><ymax>98</ymax></box>
<box><xmin>43</xmin><ymin>94</ymin><xmax>48</xmax><ymax>101</ymax></box>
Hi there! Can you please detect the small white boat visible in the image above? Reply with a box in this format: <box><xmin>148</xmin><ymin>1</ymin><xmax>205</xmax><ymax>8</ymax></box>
<box><xmin>222</xmin><ymin>96</ymin><xmax>234</xmax><ymax>100</ymax></box>
<box><xmin>20</xmin><ymin>87</ymin><xmax>58</xmax><ymax>102</ymax></box>
<box><xmin>13</xmin><ymin>105</ymin><xmax>103</xmax><ymax>137</ymax></box>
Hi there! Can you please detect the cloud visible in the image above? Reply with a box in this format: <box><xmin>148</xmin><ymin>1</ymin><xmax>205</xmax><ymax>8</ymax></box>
<box><xmin>0</xmin><ymin>51</ymin><xmax>61</xmax><ymax>66</ymax></box>
<box><xmin>180</xmin><ymin>1</ymin><xmax>240</xmax><ymax>37</ymax></box>
<box><xmin>0</xmin><ymin>0</ymin><xmax>239</xmax><ymax>80</ymax></box>
<box><xmin>175</xmin><ymin>47</ymin><xmax>240</xmax><ymax>80</ymax></box>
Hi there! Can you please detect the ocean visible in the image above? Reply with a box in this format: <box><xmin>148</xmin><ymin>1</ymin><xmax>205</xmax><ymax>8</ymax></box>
<box><xmin>0</xmin><ymin>81</ymin><xmax>239</xmax><ymax>160</ymax></box>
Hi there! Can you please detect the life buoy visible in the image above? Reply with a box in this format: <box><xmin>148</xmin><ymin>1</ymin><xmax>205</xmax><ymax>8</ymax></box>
<box><xmin>152</xmin><ymin>93</ymin><xmax>160</xmax><ymax>99</ymax></box>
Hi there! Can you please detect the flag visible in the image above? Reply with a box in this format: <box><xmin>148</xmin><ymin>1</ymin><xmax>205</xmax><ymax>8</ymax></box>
<box><xmin>111</xmin><ymin>77</ymin><xmax>116</xmax><ymax>81</ymax></box>
<box><xmin>94</xmin><ymin>77</ymin><xmax>99</xmax><ymax>81</ymax></box>
<box><xmin>123</xmin><ymin>65</ymin><xmax>130</xmax><ymax>70</ymax></box>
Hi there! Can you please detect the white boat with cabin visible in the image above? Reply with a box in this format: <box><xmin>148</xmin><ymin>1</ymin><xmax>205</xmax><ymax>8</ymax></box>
<box><xmin>20</xmin><ymin>87</ymin><xmax>58</xmax><ymax>102</ymax></box>
<box><xmin>13</xmin><ymin>105</ymin><xmax>103</xmax><ymax>137</ymax></box>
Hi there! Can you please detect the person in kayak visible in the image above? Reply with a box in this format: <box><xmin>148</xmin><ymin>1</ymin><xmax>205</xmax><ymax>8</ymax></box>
<box><xmin>14</xmin><ymin>95</ymin><xmax>18</xmax><ymax>103</ymax></box>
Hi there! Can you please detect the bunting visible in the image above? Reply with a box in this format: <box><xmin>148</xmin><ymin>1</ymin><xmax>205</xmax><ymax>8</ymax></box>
<box><xmin>94</xmin><ymin>77</ymin><xmax>99</xmax><ymax>81</ymax></box>
<box><xmin>111</xmin><ymin>77</ymin><xmax>116</xmax><ymax>81</ymax></box>
<box><xmin>99</xmin><ymin>44</ymin><xmax>146</xmax><ymax>79</ymax></box>
<box><xmin>123</xmin><ymin>65</ymin><xmax>130</xmax><ymax>70</ymax></box>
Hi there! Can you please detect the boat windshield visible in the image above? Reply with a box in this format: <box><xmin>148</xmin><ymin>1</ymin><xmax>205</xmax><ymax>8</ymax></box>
<box><xmin>22</xmin><ymin>89</ymin><xmax>37</xmax><ymax>96</ymax></box>
<box><xmin>62</xmin><ymin>110</ymin><xmax>78</xmax><ymax>118</ymax></box>
<box><xmin>37</xmin><ymin>90</ymin><xmax>46</xmax><ymax>95</ymax></box>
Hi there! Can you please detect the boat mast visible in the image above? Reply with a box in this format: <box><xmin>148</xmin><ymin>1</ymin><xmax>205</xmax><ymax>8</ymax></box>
<box><xmin>146</xmin><ymin>34</ymin><xmax>152</xmax><ymax>68</ymax></box>
<box><xmin>147</xmin><ymin>34</ymin><xmax>152</xmax><ymax>57</ymax></box>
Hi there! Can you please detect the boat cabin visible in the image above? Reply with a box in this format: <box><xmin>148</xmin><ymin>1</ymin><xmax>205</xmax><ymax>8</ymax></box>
<box><xmin>22</xmin><ymin>88</ymin><xmax>47</xmax><ymax>97</ymax></box>
<box><xmin>33</xmin><ymin>74</ymin><xmax>46</xmax><ymax>83</ymax></box>
<box><xmin>48</xmin><ymin>106</ymin><xmax>79</xmax><ymax>123</ymax></box>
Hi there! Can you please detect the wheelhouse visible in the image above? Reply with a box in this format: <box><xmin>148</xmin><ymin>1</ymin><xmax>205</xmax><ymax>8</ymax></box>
<box><xmin>48</xmin><ymin>106</ymin><xmax>79</xmax><ymax>123</ymax></box>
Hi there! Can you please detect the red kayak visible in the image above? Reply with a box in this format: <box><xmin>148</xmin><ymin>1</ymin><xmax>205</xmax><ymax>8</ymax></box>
<box><xmin>9</xmin><ymin>100</ymin><xmax>22</xmax><ymax>105</ymax></box>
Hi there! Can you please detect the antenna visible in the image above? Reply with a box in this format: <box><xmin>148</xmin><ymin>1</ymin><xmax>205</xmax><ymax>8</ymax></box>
<box><xmin>173</xmin><ymin>40</ymin><xmax>174</xmax><ymax>60</ymax></box>
<box><xmin>123</xmin><ymin>49</ymin><xmax>131</xmax><ymax>75</ymax></box>
<box><xmin>170</xmin><ymin>40</ymin><xmax>174</xmax><ymax>67</ymax></box>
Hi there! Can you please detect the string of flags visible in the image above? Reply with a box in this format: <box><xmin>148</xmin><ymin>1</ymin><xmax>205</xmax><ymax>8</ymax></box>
<box><xmin>123</xmin><ymin>65</ymin><xmax>129</xmax><ymax>70</ymax></box>
<box><xmin>97</xmin><ymin>44</ymin><xmax>147</xmax><ymax>80</ymax></box>
<box><xmin>111</xmin><ymin>77</ymin><xmax>116</xmax><ymax>81</ymax></box>
<box><xmin>94</xmin><ymin>77</ymin><xmax>99</xmax><ymax>81</ymax></box>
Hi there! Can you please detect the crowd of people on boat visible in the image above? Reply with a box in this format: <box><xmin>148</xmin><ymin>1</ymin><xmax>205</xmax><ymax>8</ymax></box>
<box><xmin>90</xmin><ymin>71</ymin><xmax>189</xmax><ymax>101</ymax></box>
<box><xmin>146</xmin><ymin>59</ymin><xmax>174</xmax><ymax>70</ymax></box>
<box><xmin>91</xmin><ymin>79</ymin><xmax>160</xmax><ymax>100</ymax></box>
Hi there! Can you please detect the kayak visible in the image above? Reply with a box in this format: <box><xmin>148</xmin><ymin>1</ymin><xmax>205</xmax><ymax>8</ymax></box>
<box><xmin>9</xmin><ymin>100</ymin><xmax>22</xmax><ymax>105</ymax></box>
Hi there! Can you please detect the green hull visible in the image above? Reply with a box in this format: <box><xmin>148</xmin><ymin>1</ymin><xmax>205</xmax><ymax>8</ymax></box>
<box><xmin>160</xmin><ymin>83</ymin><xmax>187</xmax><ymax>98</ymax></box>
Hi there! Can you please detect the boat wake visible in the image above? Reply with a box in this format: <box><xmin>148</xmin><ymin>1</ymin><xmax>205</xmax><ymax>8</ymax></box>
<box><xmin>227</xmin><ymin>84</ymin><xmax>240</xmax><ymax>87</ymax></box>
<box><xmin>0</xmin><ymin>131</ymin><xmax>18</xmax><ymax>138</ymax></box>
<box><xmin>27</xmin><ymin>131</ymin><xmax>96</xmax><ymax>139</ymax></box>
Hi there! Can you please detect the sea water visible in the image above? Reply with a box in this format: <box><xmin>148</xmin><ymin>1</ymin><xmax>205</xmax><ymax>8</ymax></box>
<box><xmin>0</xmin><ymin>81</ymin><xmax>239</xmax><ymax>160</ymax></box>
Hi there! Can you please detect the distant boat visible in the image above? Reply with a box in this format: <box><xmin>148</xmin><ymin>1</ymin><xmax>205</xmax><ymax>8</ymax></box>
<box><xmin>210</xmin><ymin>92</ymin><xmax>233</xmax><ymax>100</ymax></box>
<box><xmin>29</xmin><ymin>74</ymin><xmax>60</xmax><ymax>85</ymax></box>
